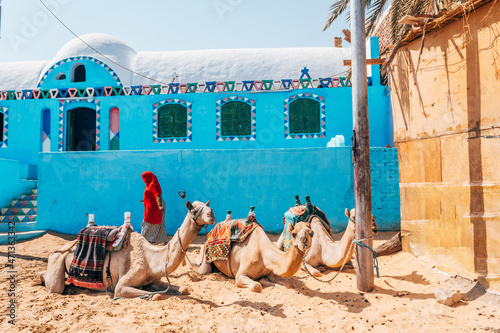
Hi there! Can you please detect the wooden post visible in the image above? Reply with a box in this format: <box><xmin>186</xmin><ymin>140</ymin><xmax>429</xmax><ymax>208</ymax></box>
<box><xmin>351</xmin><ymin>0</ymin><xmax>374</xmax><ymax>292</ymax></box>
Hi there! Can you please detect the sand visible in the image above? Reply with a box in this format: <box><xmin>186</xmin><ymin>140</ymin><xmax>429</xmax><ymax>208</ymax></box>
<box><xmin>1</xmin><ymin>231</ymin><xmax>499</xmax><ymax>333</ymax></box>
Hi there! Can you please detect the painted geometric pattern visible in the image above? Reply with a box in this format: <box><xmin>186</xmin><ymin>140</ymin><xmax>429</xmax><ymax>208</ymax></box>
<box><xmin>109</xmin><ymin>108</ymin><xmax>120</xmax><ymax>150</ymax></box>
<box><xmin>152</xmin><ymin>99</ymin><xmax>192</xmax><ymax>143</ymax></box>
<box><xmin>58</xmin><ymin>99</ymin><xmax>101</xmax><ymax>152</ymax></box>
<box><xmin>216</xmin><ymin>96</ymin><xmax>256</xmax><ymax>142</ymax></box>
<box><xmin>42</xmin><ymin>109</ymin><xmax>51</xmax><ymax>152</ymax></box>
<box><xmin>37</xmin><ymin>56</ymin><xmax>122</xmax><ymax>88</ymax></box>
<box><xmin>0</xmin><ymin>106</ymin><xmax>8</xmax><ymax>148</ymax></box>
<box><xmin>284</xmin><ymin>93</ymin><xmax>326</xmax><ymax>139</ymax></box>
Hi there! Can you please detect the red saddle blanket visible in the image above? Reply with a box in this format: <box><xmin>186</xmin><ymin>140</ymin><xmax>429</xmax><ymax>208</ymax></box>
<box><xmin>205</xmin><ymin>216</ymin><xmax>259</xmax><ymax>263</ymax></box>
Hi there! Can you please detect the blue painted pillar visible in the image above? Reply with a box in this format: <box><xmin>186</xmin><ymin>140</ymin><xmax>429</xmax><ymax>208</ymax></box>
<box><xmin>370</xmin><ymin>36</ymin><xmax>381</xmax><ymax>86</ymax></box>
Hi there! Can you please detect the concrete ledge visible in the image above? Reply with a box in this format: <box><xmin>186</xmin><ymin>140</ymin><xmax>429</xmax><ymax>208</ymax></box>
<box><xmin>0</xmin><ymin>222</ymin><xmax>38</xmax><ymax>233</ymax></box>
<box><xmin>0</xmin><ymin>230</ymin><xmax>47</xmax><ymax>245</ymax></box>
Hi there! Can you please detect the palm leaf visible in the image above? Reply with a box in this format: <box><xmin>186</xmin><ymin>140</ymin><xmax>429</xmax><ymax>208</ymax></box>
<box><xmin>365</xmin><ymin>0</ymin><xmax>389</xmax><ymax>36</ymax></box>
<box><xmin>324</xmin><ymin>0</ymin><xmax>351</xmax><ymax>31</ymax></box>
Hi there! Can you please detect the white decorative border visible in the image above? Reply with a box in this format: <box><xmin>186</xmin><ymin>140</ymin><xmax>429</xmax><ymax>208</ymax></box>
<box><xmin>152</xmin><ymin>99</ymin><xmax>192</xmax><ymax>143</ymax></box>
<box><xmin>284</xmin><ymin>93</ymin><xmax>326</xmax><ymax>139</ymax></box>
<box><xmin>0</xmin><ymin>106</ymin><xmax>8</xmax><ymax>148</ymax></box>
<box><xmin>58</xmin><ymin>99</ymin><xmax>101</xmax><ymax>152</ymax></box>
<box><xmin>216</xmin><ymin>96</ymin><xmax>256</xmax><ymax>141</ymax></box>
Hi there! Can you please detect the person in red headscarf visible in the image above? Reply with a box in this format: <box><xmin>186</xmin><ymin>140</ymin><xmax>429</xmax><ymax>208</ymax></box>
<box><xmin>140</xmin><ymin>171</ymin><xmax>168</xmax><ymax>244</ymax></box>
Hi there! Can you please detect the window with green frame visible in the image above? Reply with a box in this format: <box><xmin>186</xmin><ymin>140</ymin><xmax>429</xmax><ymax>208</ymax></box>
<box><xmin>221</xmin><ymin>101</ymin><xmax>251</xmax><ymax>136</ymax></box>
<box><xmin>289</xmin><ymin>98</ymin><xmax>321</xmax><ymax>134</ymax></box>
<box><xmin>158</xmin><ymin>104</ymin><xmax>188</xmax><ymax>138</ymax></box>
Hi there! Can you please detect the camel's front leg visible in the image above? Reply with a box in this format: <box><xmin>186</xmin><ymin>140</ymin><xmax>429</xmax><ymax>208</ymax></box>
<box><xmin>114</xmin><ymin>270</ymin><xmax>151</xmax><ymax>299</ymax></box>
<box><xmin>41</xmin><ymin>252</ymin><xmax>67</xmax><ymax>294</ymax></box>
<box><xmin>301</xmin><ymin>261</ymin><xmax>322</xmax><ymax>277</ymax></box>
<box><xmin>197</xmin><ymin>244</ymin><xmax>212</xmax><ymax>275</ymax></box>
<box><xmin>235</xmin><ymin>273</ymin><xmax>262</xmax><ymax>293</ymax></box>
<box><xmin>275</xmin><ymin>233</ymin><xmax>285</xmax><ymax>251</ymax></box>
<box><xmin>149</xmin><ymin>280</ymin><xmax>190</xmax><ymax>296</ymax></box>
<box><xmin>262</xmin><ymin>273</ymin><xmax>298</xmax><ymax>289</ymax></box>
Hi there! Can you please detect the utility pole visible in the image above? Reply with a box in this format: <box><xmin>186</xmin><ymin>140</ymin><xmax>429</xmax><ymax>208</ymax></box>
<box><xmin>351</xmin><ymin>0</ymin><xmax>374</xmax><ymax>292</ymax></box>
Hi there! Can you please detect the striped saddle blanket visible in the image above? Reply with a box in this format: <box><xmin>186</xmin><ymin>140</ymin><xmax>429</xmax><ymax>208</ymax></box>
<box><xmin>67</xmin><ymin>226</ymin><xmax>115</xmax><ymax>289</ymax></box>
<box><xmin>205</xmin><ymin>216</ymin><xmax>259</xmax><ymax>263</ymax></box>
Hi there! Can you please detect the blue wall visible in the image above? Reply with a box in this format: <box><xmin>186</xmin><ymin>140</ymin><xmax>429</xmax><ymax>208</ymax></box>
<box><xmin>0</xmin><ymin>85</ymin><xmax>391</xmax><ymax>170</ymax></box>
<box><xmin>37</xmin><ymin>147</ymin><xmax>400</xmax><ymax>235</ymax></box>
<box><xmin>0</xmin><ymin>158</ymin><xmax>36</xmax><ymax>208</ymax></box>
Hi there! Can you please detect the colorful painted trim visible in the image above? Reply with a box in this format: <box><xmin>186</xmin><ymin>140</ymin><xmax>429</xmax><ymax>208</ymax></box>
<box><xmin>284</xmin><ymin>93</ymin><xmax>326</xmax><ymax>139</ymax></box>
<box><xmin>58</xmin><ymin>99</ymin><xmax>101</xmax><ymax>152</ymax></box>
<box><xmin>216</xmin><ymin>96</ymin><xmax>256</xmax><ymax>142</ymax></box>
<box><xmin>109</xmin><ymin>107</ymin><xmax>120</xmax><ymax>150</ymax></box>
<box><xmin>42</xmin><ymin>109</ymin><xmax>51</xmax><ymax>152</ymax></box>
<box><xmin>152</xmin><ymin>99</ymin><xmax>193</xmax><ymax>143</ymax></box>
<box><xmin>37</xmin><ymin>56</ymin><xmax>122</xmax><ymax>88</ymax></box>
<box><xmin>0</xmin><ymin>106</ymin><xmax>8</xmax><ymax>148</ymax></box>
<box><xmin>1</xmin><ymin>76</ymin><xmax>365</xmax><ymax>101</ymax></box>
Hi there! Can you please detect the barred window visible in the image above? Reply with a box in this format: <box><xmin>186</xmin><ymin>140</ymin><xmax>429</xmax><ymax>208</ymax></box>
<box><xmin>158</xmin><ymin>104</ymin><xmax>188</xmax><ymax>138</ymax></box>
<box><xmin>221</xmin><ymin>101</ymin><xmax>251</xmax><ymax>136</ymax></box>
<box><xmin>289</xmin><ymin>98</ymin><xmax>320</xmax><ymax>134</ymax></box>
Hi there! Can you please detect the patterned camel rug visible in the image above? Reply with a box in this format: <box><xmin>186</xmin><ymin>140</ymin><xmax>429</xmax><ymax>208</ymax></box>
<box><xmin>205</xmin><ymin>215</ymin><xmax>260</xmax><ymax>263</ymax></box>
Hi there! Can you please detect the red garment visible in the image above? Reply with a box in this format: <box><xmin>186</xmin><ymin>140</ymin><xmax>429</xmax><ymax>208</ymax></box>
<box><xmin>142</xmin><ymin>171</ymin><xmax>162</xmax><ymax>225</ymax></box>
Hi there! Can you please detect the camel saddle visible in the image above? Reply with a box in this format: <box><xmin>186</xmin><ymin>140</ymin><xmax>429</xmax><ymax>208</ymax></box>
<box><xmin>282</xmin><ymin>204</ymin><xmax>331</xmax><ymax>252</ymax></box>
<box><xmin>205</xmin><ymin>216</ymin><xmax>260</xmax><ymax>263</ymax></box>
<box><xmin>55</xmin><ymin>225</ymin><xmax>131</xmax><ymax>255</ymax></box>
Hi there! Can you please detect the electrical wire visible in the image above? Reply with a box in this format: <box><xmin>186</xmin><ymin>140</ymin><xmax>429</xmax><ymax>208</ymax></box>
<box><xmin>39</xmin><ymin>0</ymin><xmax>353</xmax><ymax>89</ymax></box>
<box><xmin>39</xmin><ymin>0</ymin><xmax>172</xmax><ymax>86</ymax></box>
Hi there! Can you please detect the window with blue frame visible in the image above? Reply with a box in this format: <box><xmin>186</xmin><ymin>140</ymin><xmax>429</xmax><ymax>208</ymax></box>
<box><xmin>288</xmin><ymin>98</ymin><xmax>321</xmax><ymax>134</ymax></box>
<box><xmin>158</xmin><ymin>104</ymin><xmax>188</xmax><ymax>138</ymax></box>
<box><xmin>221</xmin><ymin>101</ymin><xmax>251</xmax><ymax>136</ymax></box>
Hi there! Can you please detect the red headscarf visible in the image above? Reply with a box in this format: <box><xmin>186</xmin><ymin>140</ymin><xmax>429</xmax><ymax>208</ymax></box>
<box><xmin>142</xmin><ymin>171</ymin><xmax>162</xmax><ymax>224</ymax></box>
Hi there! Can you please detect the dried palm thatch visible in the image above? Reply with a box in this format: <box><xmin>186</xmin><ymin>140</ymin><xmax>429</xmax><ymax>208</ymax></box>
<box><xmin>324</xmin><ymin>0</ymin><xmax>495</xmax><ymax>70</ymax></box>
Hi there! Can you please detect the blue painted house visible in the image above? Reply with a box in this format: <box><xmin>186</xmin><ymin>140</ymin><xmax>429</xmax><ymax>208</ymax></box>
<box><xmin>0</xmin><ymin>33</ymin><xmax>399</xmax><ymax>236</ymax></box>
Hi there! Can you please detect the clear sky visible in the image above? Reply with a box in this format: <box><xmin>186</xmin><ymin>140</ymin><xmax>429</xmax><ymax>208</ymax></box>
<box><xmin>0</xmin><ymin>0</ymin><xmax>350</xmax><ymax>63</ymax></box>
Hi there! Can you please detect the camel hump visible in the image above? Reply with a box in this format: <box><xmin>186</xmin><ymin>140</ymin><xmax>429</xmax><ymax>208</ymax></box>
<box><xmin>55</xmin><ymin>240</ymin><xmax>78</xmax><ymax>254</ymax></box>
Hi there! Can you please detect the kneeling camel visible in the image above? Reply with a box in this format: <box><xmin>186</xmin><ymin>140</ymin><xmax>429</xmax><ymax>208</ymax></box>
<box><xmin>40</xmin><ymin>201</ymin><xmax>215</xmax><ymax>299</ymax></box>
<box><xmin>277</xmin><ymin>208</ymin><xmax>378</xmax><ymax>277</ymax></box>
<box><xmin>198</xmin><ymin>222</ymin><xmax>314</xmax><ymax>293</ymax></box>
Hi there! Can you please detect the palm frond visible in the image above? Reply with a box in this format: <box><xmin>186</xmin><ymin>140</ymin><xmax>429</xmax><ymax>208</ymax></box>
<box><xmin>324</xmin><ymin>0</ymin><xmax>351</xmax><ymax>31</ymax></box>
<box><xmin>325</xmin><ymin>0</ymin><xmax>464</xmax><ymax>48</ymax></box>
<box><xmin>365</xmin><ymin>0</ymin><xmax>389</xmax><ymax>36</ymax></box>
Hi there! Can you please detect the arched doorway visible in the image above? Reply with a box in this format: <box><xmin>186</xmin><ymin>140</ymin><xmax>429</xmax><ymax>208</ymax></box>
<box><xmin>66</xmin><ymin>107</ymin><xmax>96</xmax><ymax>151</ymax></box>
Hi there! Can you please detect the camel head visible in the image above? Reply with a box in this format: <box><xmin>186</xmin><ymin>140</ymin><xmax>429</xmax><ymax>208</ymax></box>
<box><xmin>186</xmin><ymin>200</ymin><xmax>216</xmax><ymax>226</ymax></box>
<box><xmin>344</xmin><ymin>208</ymin><xmax>378</xmax><ymax>235</ymax></box>
<box><xmin>290</xmin><ymin>222</ymin><xmax>314</xmax><ymax>253</ymax></box>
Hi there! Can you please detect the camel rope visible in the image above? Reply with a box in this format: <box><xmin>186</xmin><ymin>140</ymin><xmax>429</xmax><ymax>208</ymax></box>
<box><xmin>301</xmin><ymin>240</ymin><xmax>356</xmax><ymax>283</ymax></box>
<box><xmin>176</xmin><ymin>229</ymin><xmax>205</xmax><ymax>271</ymax></box>
<box><xmin>302</xmin><ymin>237</ymin><xmax>380</xmax><ymax>283</ymax></box>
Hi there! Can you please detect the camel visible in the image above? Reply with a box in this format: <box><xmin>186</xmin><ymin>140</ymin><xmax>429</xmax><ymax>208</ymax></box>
<box><xmin>197</xmin><ymin>222</ymin><xmax>314</xmax><ymax>293</ymax></box>
<box><xmin>39</xmin><ymin>201</ymin><xmax>215</xmax><ymax>299</ymax></box>
<box><xmin>277</xmin><ymin>208</ymin><xmax>378</xmax><ymax>277</ymax></box>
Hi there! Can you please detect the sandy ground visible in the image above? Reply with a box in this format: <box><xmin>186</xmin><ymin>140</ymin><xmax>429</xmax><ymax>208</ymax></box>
<box><xmin>1</xmin><ymin>231</ymin><xmax>499</xmax><ymax>333</ymax></box>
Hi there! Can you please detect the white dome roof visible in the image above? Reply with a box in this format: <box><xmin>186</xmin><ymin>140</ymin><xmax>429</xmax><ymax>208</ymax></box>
<box><xmin>38</xmin><ymin>33</ymin><xmax>137</xmax><ymax>84</ymax></box>
<box><xmin>52</xmin><ymin>33</ymin><xmax>137</xmax><ymax>64</ymax></box>
<box><xmin>0</xmin><ymin>33</ymin><xmax>360</xmax><ymax>90</ymax></box>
